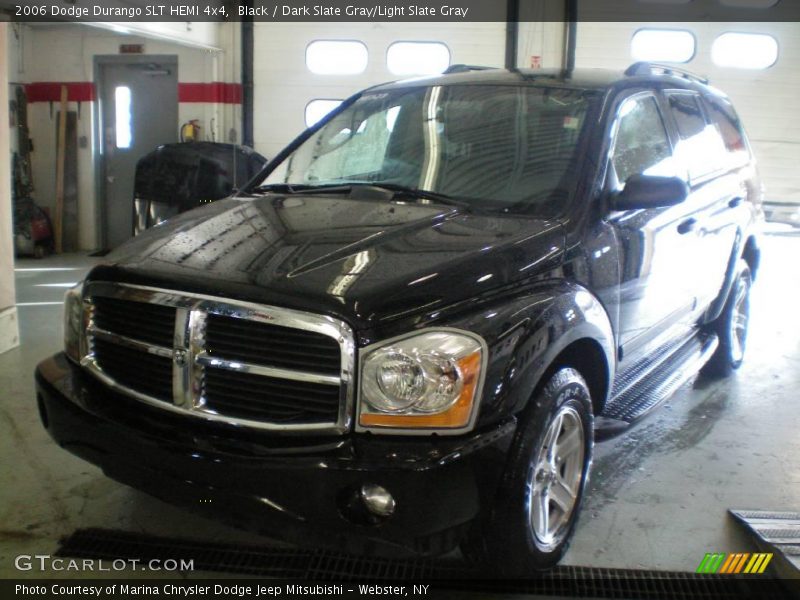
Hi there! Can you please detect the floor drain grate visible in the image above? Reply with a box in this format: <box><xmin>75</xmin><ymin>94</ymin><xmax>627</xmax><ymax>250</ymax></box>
<box><xmin>57</xmin><ymin>528</ymin><xmax>791</xmax><ymax>599</ymax></box>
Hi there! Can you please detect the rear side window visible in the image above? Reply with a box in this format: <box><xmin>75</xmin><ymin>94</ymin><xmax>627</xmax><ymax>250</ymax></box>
<box><xmin>705</xmin><ymin>98</ymin><xmax>750</xmax><ymax>167</ymax></box>
<box><xmin>667</xmin><ymin>93</ymin><xmax>706</xmax><ymax>139</ymax></box>
<box><xmin>612</xmin><ymin>95</ymin><xmax>674</xmax><ymax>185</ymax></box>
<box><xmin>666</xmin><ymin>92</ymin><xmax>728</xmax><ymax>181</ymax></box>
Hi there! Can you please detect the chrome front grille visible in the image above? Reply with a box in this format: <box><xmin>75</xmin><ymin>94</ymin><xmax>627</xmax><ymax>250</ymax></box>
<box><xmin>81</xmin><ymin>281</ymin><xmax>354</xmax><ymax>433</ymax></box>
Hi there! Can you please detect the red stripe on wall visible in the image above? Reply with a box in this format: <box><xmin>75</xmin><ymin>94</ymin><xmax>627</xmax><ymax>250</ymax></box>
<box><xmin>178</xmin><ymin>82</ymin><xmax>242</xmax><ymax>104</ymax></box>
<box><xmin>25</xmin><ymin>82</ymin><xmax>96</xmax><ymax>103</ymax></box>
<box><xmin>24</xmin><ymin>81</ymin><xmax>242</xmax><ymax>104</ymax></box>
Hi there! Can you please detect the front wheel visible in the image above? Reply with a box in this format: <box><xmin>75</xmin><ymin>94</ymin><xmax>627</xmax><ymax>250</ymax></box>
<box><xmin>462</xmin><ymin>367</ymin><xmax>594</xmax><ymax>574</ymax></box>
<box><xmin>702</xmin><ymin>260</ymin><xmax>752</xmax><ymax>377</ymax></box>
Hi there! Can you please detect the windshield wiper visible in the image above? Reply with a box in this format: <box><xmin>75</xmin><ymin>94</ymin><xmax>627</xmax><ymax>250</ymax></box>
<box><xmin>252</xmin><ymin>183</ymin><xmax>354</xmax><ymax>195</ymax></box>
<box><xmin>355</xmin><ymin>183</ymin><xmax>473</xmax><ymax>210</ymax></box>
<box><xmin>251</xmin><ymin>182</ymin><xmax>473</xmax><ymax>210</ymax></box>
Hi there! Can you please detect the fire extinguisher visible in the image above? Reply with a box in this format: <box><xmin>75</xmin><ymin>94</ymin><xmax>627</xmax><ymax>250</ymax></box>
<box><xmin>180</xmin><ymin>119</ymin><xmax>201</xmax><ymax>142</ymax></box>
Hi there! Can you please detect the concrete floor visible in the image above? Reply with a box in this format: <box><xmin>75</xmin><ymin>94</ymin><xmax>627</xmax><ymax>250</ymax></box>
<box><xmin>0</xmin><ymin>232</ymin><xmax>798</xmax><ymax>579</ymax></box>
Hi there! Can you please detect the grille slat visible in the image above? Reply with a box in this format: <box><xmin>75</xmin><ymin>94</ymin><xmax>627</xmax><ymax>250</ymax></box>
<box><xmin>206</xmin><ymin>314</ymin><xmax>341</xmax><ymax>376</ymax></box>
<box><xmin>206</xmin><ymin>388</ymin><xmax>339</xmax><ymax>414</ymax></box>
<box><xmin>93</xmin><ymin>338</ymin><xmax>173</xmax><ymax>401</ymax></box>
<box><xmin>207</xmin><ymin>329</ymin><xmax>339</xmax><ymax>351</ymax></box>
<box><xmin>207</xmin><ymin>341</ymin><xmax>341</xmax><ymax>365</ymax></box>
<box><xmin>206</xmin><ymin>351</ymin><xmax>339</xmax><ymax>374</ymax></box>
<box><xmin>206</xmin><ymin>367</ymin><xmax>340</xmax><ymax>398</ymax></box>
<box><xmin>92</xmin><ymin>296</ymin><xmax>176</xmax><ymax>348</ymax></box>
<box><xmin>204</xmin><ymin>369</ymin><xmax>340</xmax><ymax>424</ymax></box>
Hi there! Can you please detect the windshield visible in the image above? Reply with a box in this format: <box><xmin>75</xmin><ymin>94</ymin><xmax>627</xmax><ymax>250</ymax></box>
<box><xmin>260</xmin><ymin>84</ymin><xmax>599</xmax><ymax>213</ymax></box>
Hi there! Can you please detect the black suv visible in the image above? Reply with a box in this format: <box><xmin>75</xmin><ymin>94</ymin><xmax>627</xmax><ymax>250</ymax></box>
<box><xmin>37</xmin><ymin>63</ymin><xmax>762</xmax><ymax>573</ymax></box>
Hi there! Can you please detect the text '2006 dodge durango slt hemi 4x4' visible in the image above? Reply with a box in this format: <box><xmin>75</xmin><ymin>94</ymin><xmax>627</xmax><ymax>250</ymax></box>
<box><xmin>36</xmin><ymin>63</ymin><xmax>762</xmax><ymax>573</ymax></box>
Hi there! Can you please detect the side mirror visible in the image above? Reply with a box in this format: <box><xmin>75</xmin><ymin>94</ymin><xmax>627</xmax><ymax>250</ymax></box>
<box><xmin>612</xmin><ymin>175</ymin><xmax>689</xmax><ymax>211</ymax></box>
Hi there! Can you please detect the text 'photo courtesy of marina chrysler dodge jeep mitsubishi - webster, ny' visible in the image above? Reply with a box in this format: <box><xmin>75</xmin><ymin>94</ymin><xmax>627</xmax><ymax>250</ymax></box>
<box><xmin>35</xmin><ymin>63</ymin><xmax>762</xmax><ymax>574</ymax></box>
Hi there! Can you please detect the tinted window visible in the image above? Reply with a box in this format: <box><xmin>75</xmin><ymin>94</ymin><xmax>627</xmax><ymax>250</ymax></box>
<box><xmin>668</xmin><ymin>93</ymin><xmax>706</xmax><ymax>139</ymax></box>
<box><xmin>613</xmin><ymin>95</ymin><xmax>674</xmax><ymax>184</ymax></box>
<box><xmin>706</xmin><ymin>98</ymin><xmax>747</xmax><ymax>155</ymax></box>
<box><xmin>668</xmin><ymin>92</ymin><xmax>736</xmax><ymax>180</ymax></box>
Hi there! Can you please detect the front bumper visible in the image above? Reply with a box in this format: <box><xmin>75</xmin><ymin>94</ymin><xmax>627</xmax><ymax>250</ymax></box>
<box><xmin>35</xmin><ymin>353</ymin><xmax>516</xmax><ymax>556</ymax></box>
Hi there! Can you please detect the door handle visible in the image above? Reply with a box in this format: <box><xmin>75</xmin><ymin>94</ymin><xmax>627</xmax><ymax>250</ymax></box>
<box><xmin>677</xmin><ymin>218</ymin><xmax>697</xmax><ymax>235</ymax></box>
<box><xmin>728</xmin><ymin>196</ymin><xmax>744</xmax><ymax>208</ymax></box>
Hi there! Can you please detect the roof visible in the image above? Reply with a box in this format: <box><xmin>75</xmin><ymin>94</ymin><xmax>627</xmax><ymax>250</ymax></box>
<box><xmin>369</xmin><ymin>66</ymin><xmax>710</xmax><ymax>95</ymax></box>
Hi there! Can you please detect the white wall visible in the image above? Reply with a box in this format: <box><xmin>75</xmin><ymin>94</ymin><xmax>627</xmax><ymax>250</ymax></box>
<box><xmin>575</xmin><ymin>21</ymin><xmax>800</xmax><ymax>205</ymax></box>
<box><xmin>0</xmin><ymin>24</ymin><xmax>20</xmax><ymax>355</ymax></box>
<box><xmin>517</xmin><ymin>21</ymin><xmax>566</xmax><ymax>69</ymax></box>
<box><xmin>252</xmin><ymin>22</ymin><xmax>507</xmax><ymax>160</ymax></box>
<box><xmin>8</xmin><ymin>22</ymin><xmax>240</xmax><ymax>250</ymax></box>
<box><xmin>88</xmin><ymin>21</ymin><xmax>221</xmax><ymax>50</ymax></box>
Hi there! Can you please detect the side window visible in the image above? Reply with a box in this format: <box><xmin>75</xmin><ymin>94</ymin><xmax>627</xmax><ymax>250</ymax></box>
<box><xmin>705</xmin><ymin>97</ymin><xmax>750</xmax><ymax>168</ymax></box>
<box><xmin>612</xmin><ymin>95</ymin><xmax>674</xmax><ymax>185</ymax></box>
<box><xmin>667</xmin><ymin>92</ymin><xmax>727</xmax><ymax>181</ymax></box>
<box><xmin>667</xmin><ymin>93</ymin><xmax>706</xmax><ymax>139</ymax></box>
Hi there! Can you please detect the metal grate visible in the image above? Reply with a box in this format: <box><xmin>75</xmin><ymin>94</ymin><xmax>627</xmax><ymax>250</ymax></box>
<box><xmin>206</xmin><ymin>314</ymin><xmax>342</xmax><ymax>376</ymax></box>
<box><xmin>92</xmin><ymin>296</ymin><xmax>177</xmax><ymax>348</ymax></box>
<box><xmin>602</xmin><ymin>333</ymin><xmax>715</xmax><ymax>423</ymax></box>
<box><xmin>203</xmin><ymin>368</ymin><xmax>341</xmax><ymax>424</ymax></box>
<box><xmin>92</xmin><ymin>338</ymin><xmax>173</xmax><ymax>401</ymax></box>
<box><xmin>56</xmin><ymin>528</ymin><xmax>792</xmax><ymax>599</ymax></box>
<box><xmin>609</xmin><ymin>336</ymin><xmax>686</xmax><ymax>399</ymax></box>
<box><xmin>731</xmin><ymin>509</ymin><xmax>800</xmax><ymax>578</ymax></box>
<box><xmin>733</xmin><ymin>511</ymin><xmax>800</xmax><ymax>521</ymax></box>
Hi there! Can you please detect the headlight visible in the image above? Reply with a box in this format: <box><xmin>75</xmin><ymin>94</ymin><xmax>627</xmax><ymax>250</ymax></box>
<box><xmin>63</xmin><ymin>282</ymin><xmax>85</xmax><ymax>363</ymax></box>
<box><xmin>358</xmin><ymin>330</ymin><xmax>486</xmax><ymax>433</ymax></box>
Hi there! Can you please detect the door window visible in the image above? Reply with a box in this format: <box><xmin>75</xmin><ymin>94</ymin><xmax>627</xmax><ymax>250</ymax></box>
<box><xmin>612</xmin><ymin>95</ymin><xmax>674</xmax><ymax>185</ymax></box>
<box><xmin>667</xmin><ymin>92</ymin><xmax>727</xmax><ymax>181</ymax></box>
<box><xmin>705</xmin><ymin>97</ymin><xmax>750</xmax><ymax>168</ymax></box>
<box><xmin>667</xmin><ymin>93</ymin><xmax>706</xmax><ymax>139</ymax></box>
<box><xmin>114</xmin><ymin>86</ymin><xmax>132</xmax><ymax>149</ymax></box>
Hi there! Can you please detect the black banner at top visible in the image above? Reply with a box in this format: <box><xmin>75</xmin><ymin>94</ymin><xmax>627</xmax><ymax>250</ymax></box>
<box><xmin>2</xmin><ymin>0</ymin><xmax>800</xmax><ymax>22</ymax></box>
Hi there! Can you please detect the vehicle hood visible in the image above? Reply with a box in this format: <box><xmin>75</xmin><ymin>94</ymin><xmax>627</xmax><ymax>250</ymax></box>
<box><xmin>89</xmin><ymin>194</ymin><xmax>565</xmax><ymax>329</ymax></box>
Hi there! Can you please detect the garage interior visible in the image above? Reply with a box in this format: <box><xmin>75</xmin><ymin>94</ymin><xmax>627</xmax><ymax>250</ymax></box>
<box><xmin>1</xmin><ymin>1</ymin><xmax>799</xmax><ymax>591</ymax></box>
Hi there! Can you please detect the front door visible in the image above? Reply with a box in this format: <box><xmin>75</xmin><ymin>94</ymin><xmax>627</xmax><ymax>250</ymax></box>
<box><xmin>97</xmin><ymin>56</ymin><xmax>178</xmax><ymax>249</ymax></box>
<box><xmin>606</xmin><ymin>92</ymin><xmax>699</xmax><ymax>355</ymax></box>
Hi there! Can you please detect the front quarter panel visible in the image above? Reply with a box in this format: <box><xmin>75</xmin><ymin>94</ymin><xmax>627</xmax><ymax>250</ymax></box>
<box><xmin>368</xmin><ymin>280</ymin><xmax>616</xmax><ymax>431</ymax></box>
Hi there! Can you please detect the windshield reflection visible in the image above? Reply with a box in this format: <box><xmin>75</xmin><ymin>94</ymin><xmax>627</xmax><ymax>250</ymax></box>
<box><xmin>262</xmin><ymin>85</ymin><xmax>599</xmax><ymax>214</ymax></box>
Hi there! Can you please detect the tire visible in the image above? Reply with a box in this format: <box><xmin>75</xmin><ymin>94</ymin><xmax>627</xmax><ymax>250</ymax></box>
<box><xmin>462</xmin><ymin>367</ymin><xmax>594</xmax><ymax>575</ymax></box>
<box><xmin>702</xmin><ymin>260</ymin><xmax>752</xmax><ymax>378</ymax></box>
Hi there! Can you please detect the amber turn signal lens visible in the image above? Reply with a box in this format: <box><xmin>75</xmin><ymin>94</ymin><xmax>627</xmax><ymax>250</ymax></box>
<box><xmin>359</xmin><ymin>352</ymin><xmax>481</xmax><ymax>429</ymax></box>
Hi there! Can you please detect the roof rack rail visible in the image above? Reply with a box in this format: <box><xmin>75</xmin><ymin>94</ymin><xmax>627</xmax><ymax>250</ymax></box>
<box><xmin>443</xmin><ymin>64</ymin><xmax>498</xmax><ymax>74</ymax></box>
<box><xmin>625</xmin><ymin>61</ymin><xmax>709</xmax><ymax>85</ymax></box>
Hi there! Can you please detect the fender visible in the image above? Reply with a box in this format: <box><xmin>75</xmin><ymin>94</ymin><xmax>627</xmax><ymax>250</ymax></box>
<box><xmin>703</xmin><ymin>229</ymin><xmax>760</xmax><ymax>324</ymax></box>
<box><xmin>418</xmin><ymin>280</ymin><xmax>616</xmax><ymax>427</ymax></box>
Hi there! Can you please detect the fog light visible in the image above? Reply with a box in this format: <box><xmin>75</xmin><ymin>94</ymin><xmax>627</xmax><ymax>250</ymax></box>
<box><xmin>360</xmin><ymin>484</ymin><xmax>395</xmax><ymax>518</ymax></box>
